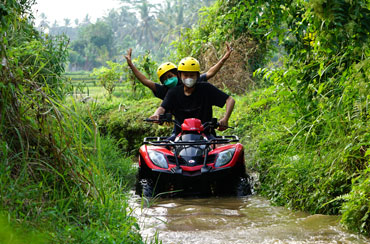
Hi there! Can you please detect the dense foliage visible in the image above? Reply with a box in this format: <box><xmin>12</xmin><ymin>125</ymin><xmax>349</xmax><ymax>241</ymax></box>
<box><xmin>0</xmin><ymin>1</ymin><xmax>147</xmax><ymax>243</ymax></box>
<box><xmin>170</xmin><ymin>0</ymin><xmax>287</xmax><ymax>93</ymax></box>
<box><xmin>180</xmin><ymin>0</ymin><xmax>370</xmax><ymax>235</ymax></box>
<box><xmin>165</xmin><ymin>0</ymin><xmax>370</xmax><ymax>236</ymax></box>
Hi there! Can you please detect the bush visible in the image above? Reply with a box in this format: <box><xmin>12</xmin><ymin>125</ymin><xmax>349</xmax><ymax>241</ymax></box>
<box><xmin>94</xmin><ymin>98</ymin><xmax>172</xmax><ymax>154</ymax></box>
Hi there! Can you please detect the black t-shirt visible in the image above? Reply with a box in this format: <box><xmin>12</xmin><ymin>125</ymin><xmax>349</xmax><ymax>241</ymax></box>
<box><xmin>153</xmin><ymin>73</ymin><xmax>207</xmax><ymax>100</ymax></box>
<box><xmin>161</xmin><ymin>82</ymin><xmax>229</xmax><ymax>126</ymax></box>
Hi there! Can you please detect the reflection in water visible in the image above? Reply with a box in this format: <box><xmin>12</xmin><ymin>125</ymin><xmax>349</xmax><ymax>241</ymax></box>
<box><xmin>131</xmin><ymin>194</ymin><xmax>369</xmax><ymax>244</ymax></box>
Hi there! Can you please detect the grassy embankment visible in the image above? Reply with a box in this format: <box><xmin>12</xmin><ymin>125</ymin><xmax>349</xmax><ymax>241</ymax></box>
<box><xmin>1</xmin><ymin>79</ymin><xmax>164</xmax><ymax>243</ymax></box>
<box><xmin>1</xmin><ymin>80</ymin><xmax>154</xmax><ymax>243</ymax></box>
<box><xmin>0</xmin><ymin>2</ymin><xmax>159</xmax><ymax>241</ymax></box>
<box><xmin>168</xmin><ymin>0</ymin><xmax>370</xmax><ymax>236</ymax></box>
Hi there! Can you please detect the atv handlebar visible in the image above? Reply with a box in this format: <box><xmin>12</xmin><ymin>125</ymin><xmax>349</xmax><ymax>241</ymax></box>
<box><xmin>143</xmin><ymin>113</ymin><xmax>174</xmax><ymax>124</ymax></box>
<box><xmin>202</xmin><ymin>119</ymin><xmax>235</xmax><ymax>130</ymax></box>
<box><xmin>144</xmin><ymin>113</ymin><xmax>234</xmax><ymax>130</ymax></box>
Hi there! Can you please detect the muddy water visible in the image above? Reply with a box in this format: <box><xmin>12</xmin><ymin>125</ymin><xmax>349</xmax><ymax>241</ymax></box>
<box><xmin>132</xmin><ymin>194</ymin><xmax>369</xmax><ymax>244</ymax></box>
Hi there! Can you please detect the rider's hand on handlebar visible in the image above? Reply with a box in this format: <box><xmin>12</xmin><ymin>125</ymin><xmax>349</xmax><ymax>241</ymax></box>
<box><xmin>149</xmin><ymin>114</ymin><xmax>160</xmax><ymax>123</ymax></box>
<box><xmin>218</xmin><ymin>117</ymin><xmax>229</xmax><ymax>131</ymax></box>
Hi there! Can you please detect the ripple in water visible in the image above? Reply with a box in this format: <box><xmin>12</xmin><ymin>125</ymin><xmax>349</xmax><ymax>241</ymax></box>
<box><xmin>131</xmin><ymin>194</ymin><xmax>369</xmax><ymax>244</ymax></box>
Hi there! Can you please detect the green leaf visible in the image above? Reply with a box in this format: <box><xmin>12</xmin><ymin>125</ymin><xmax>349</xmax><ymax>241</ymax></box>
<box><xmin>250</xmin><ymin>98</ymin><xmax>268</xmax><ymax>109</ymax></box>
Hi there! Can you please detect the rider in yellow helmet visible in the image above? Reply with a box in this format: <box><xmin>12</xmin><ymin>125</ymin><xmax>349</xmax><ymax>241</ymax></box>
<box><xmin>125</xmin><ymin>43</ymin><xmax>233</xmax><ymax>99</ymax></box>
<box><xmin>156</xmin><ymin>62</ymin><xmax>178</xmax><ymax>87</ymax></box>
<box><xmin>177</xmin><ymin>57</ymin><xmax>201</xmax><ymax>88</ymax></box>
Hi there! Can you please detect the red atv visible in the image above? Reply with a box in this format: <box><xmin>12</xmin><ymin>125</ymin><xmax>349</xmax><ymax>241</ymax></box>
<box><xmin>136</xmin><ymin>114</ymin><xmax>252</xmax><ymax>197</ymax></box>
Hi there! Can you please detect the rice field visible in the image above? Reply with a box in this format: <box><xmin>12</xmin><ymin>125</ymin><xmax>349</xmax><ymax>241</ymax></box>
<box><xmin>64</xmin><ymin>71</ymin><xmax>126</xmax><ymax>99</ymax></box>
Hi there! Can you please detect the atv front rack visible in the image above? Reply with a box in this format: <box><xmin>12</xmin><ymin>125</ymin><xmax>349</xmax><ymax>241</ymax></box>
<box><xmin>143</xmin><ymin>135</ymin><xmax>239</xmax><ymax>146</ymax></box>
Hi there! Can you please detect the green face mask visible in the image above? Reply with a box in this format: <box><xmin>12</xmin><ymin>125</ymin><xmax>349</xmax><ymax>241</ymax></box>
<box><xmin>163</xmin><ymin>77</ymin><xmax>178</xmax><ymax>88</ymax></box>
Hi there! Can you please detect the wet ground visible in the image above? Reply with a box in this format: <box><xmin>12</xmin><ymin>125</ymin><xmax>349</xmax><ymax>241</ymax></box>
<box><xmin>132</xmin><ymin>194</ymin><xmax>370</xmax><ymax>244</ymax></box>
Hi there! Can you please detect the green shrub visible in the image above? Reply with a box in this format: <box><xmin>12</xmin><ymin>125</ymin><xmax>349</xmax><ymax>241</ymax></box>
<box><xmin>92</xmin><ymin>61</ymin><xmax>123</xmax><ymax>99</ymax></box>
<box><xmin>95</xmin><ymin>98</ymin><xmax>172</xmax><ymax>154</ymax></box>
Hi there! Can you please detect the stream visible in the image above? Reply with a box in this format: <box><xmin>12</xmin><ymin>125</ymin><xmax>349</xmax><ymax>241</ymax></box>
<box><xmin>132</xmin><ymin>194</ymin><xmax>370</xmax><ymax>244</ymax></box>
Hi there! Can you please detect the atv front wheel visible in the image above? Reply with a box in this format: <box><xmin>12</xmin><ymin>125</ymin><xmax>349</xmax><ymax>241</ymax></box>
<box><xmin>136</xmin><ymin>179</ymin><xmax>154</xmax><ymax>197</ymax></box>
<box><xmin>235</xmin><ymin>176</ymin><xmax>252</xmax><ymax>196</ymax></box>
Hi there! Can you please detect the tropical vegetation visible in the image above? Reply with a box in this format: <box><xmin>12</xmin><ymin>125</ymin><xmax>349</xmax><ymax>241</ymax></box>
<box><xmin>1</xmin><ymin>1</ymin><xmax>148</xmax><ymax>243</ymax></box>
<box><xmin>38</xmin><ymin>0</ymin><xmax>216</xmax><ymax>70</ymax></box>
<box><xmin>177</xmin><ymin>0</ymin><xmax>370</xmax><ymax>235</ymax></box>
<box><xmin>1</xmin><ymin>0</ymin><xmax>369</xmax><ymax>242</ymax></box>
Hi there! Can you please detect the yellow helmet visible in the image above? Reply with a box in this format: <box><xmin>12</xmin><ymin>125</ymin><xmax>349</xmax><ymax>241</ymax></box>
<box><xmin>178</xmin><ymin>57</ymin><xmax>200</xmax><ymax>72</ymax></box>
<box><xmin>157</xmin><ymin>62</ymin><xmax>177</xmax><ymax>80</ymax></box>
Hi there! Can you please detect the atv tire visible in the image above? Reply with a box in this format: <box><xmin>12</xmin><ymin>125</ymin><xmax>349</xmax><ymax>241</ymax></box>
<box><xmin>137</xmin><ymin>179</ymin><xmax>154</xmax><ymax>198</ymax></box>
<box><xmin>235</xmin><ymin>176</ymin><xmax>252</xmax><ymax>196</ymax></box>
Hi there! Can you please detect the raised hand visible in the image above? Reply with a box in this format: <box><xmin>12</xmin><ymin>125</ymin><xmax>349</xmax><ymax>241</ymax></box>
<box><xmin>124</xmin><ymin>48</ymin><xmax>132</xmax><ymax>62</ymax></box>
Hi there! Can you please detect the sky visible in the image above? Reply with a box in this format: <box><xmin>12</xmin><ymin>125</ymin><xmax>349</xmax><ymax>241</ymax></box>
<box><xmin>32</xmin><ymin>0</ymin><xmax>123</xmax><ymax>26</ymax></box>
<box><xmin>32</xmin><ymin>0</ymin><xmax>165</xmax><ymax>26</ymax></box>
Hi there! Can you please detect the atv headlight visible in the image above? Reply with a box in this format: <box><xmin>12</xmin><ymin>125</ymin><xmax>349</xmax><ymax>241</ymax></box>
<box><xmin>214</xmin><ymin>148</ymin><xmax>236</xmax><ymax>167</ymax></box>
<box><xmin>148</xmin><ymin>150</ymin><xmax>168</xmax><ymax>169</ymax></box>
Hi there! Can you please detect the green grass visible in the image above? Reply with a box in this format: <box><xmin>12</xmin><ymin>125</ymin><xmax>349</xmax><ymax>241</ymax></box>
<box><xmin>1</xmin><ymin>92</ymin><xmax>158</xmax><ymax>243</ymax></box>
<box><xmin>226</xmin><ymin>85</ymin><xmax>370</xmax><ymax>234</ymax></box>
<box><xmin>0</xmin><ymin>213</ymin><xmax>46</xmax><ymax>244</ymax></box>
